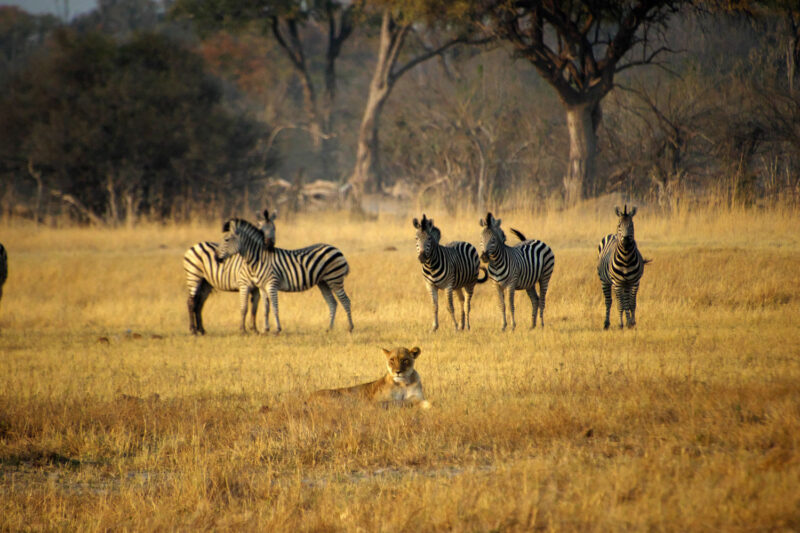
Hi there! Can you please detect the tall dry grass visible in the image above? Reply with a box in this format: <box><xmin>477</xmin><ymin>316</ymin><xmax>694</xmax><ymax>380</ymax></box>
<box><xmin>1</xmin><ymin>203</ymin><xmax>799</xmax><ymax>531</ymax></box>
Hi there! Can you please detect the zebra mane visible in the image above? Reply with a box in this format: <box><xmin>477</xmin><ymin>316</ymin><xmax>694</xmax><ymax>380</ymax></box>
<box><xmin>223</xmin><ymin>218</ymin><xmax>266</xmax><ymax>251</ymax></box>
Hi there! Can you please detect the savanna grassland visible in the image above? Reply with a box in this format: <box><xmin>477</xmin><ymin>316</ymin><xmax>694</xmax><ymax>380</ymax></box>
<box><xmin>1</xmin><ymin>204</ymin><xmax>799</xmax><ymax>531</ymax></box>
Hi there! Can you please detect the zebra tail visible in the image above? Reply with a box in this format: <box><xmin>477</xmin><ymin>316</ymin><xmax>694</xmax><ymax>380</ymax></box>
<box><xmin>643</xmin><ymin>257</ymin><xmax>653</xmax><ymax>265</ymax></box>
<box><xmin>476</xmin><ymin>266</ymin><xmax>489</xmax><ymax>283</ymax></box>
<box><xmin>510</xmin><ymin>228</ymin><xmax>527</xmax><ymax>241</ymax></box>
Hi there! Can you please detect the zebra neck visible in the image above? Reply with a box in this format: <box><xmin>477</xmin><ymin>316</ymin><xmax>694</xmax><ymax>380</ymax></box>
<box><xmin>488</xmin><ymin>245</ymin><xmax>510</xmax><ymax>266</ymax></box>
<box><xmin>424</xmin><ymin>246</ymin><xmax>445</xmax><ymax>268</ymax></box>
<box><xmin>614</xmin><ymin>239</ymin><xmax>637</xmax><ymax>260</ymax></box>
<box><xmin>241</xmin><ymin>242</ymin><xmax>265</xmax><ymax>268</ymax></box>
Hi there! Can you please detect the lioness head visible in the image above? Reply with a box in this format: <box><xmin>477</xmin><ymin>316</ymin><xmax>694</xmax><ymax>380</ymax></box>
<box><xmin>383</xmin><ymin>346</ymin><xmax>421</xmax><ymax>384</ymax></box>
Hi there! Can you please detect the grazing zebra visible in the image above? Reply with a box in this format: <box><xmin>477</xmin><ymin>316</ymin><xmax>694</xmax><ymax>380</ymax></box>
<box><xmin>413</xmin><ymin>214</ymin><xmax>488</xmax><ymax>331</ymax></box>
<box><xmin>597</xmin><ymin>205</ymin><xmax>649</xmax><ymax>329</ymax></box>
<box><xmin>479</xmin><ymin>212</ymin><xmax>555</xmax><ymax>331</ymax></box>
<box><xmin>183</xmin><ymin>241</ymin><xmax>259</xmax><ymax>335</ymax></box>
<box><xmin>0</xmin><ymin>243</ymin><xmax>7</xmax><ymax>308</ymax></box>
<box><xmin>216</xmin><ymin>217</ymin><xmax>353</xmax><ymax>333</ymax></box>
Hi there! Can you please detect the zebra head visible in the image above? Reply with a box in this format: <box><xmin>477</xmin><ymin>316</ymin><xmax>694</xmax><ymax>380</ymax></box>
<box><xmin>614</xmin><ymin>205</ymin><xmax>638</xmax><ymax>246</ymax></box>
<box><xmin>479</xmin><ymin>212</ymin><xmax>505</xmax><ymax>263</ymax></box>
<box><xmin>217</xmin><ymin>218</ymin><xmax>265</xmax><ymax>262</ymax></box>
<box><xmin>258</xmin><ymin>209</ymin><xmax>277</xmax><ymax>249</ymax></box>
<box><xmin>413</xmin><ymin>214</ymin><xmax>440</xmax><ymax>263</ymax></box>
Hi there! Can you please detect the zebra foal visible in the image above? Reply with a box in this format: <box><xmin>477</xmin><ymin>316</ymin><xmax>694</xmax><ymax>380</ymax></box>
<box><xmin>217</xmin><ymin>216</ymin><xmax>353</xmax><ymax>333</ymax></box>
<box><xmin>597</xmin><ymin>205</ymin><xmax>649</xmax><ymax>329</ymax></box>
<box><xmin>479</xmin><ymin>213</ymin><xmax>555</xmax><ymax>331</ymax></box>
<box><xmin>413</xmin><ymin>214</ymin><xmax>488</xmax><ymax>331</ymax></box>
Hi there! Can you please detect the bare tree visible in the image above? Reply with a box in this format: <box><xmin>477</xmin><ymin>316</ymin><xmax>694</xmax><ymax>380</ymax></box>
<box><xmin>483</xmin><ymin>0</ymin><xmax>681</xmax><ymax>206</ymax></box>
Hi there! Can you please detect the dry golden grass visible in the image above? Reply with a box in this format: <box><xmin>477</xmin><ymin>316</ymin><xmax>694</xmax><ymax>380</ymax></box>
<box><xmin>1</xmin><ymin>204</ymin><xmax>799</xmax><ymax>531</ymax></box>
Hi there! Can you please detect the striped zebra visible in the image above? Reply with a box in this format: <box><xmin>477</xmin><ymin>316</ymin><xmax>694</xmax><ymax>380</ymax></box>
<box><xmin>183</xmin><ymin>241</ymin><xmax>260</xmax><ymax>335</ymax></box>
<box><xmin>217</xmin><ymin>217</ymin><xmax>353</xmax><ymax>333</ymax></box>
<box><xmin>0</xmin><ymin>243</ymin><xmax>7</xmax><ymax>308</ymax></box>
<box><xmin>597</xmin><ymin>205</ymin><xmax>649</xmax><ymax>329</ymax></box>
<box><xmin>413</xmin><ymin>214</ymin><xmax>488</xmax><ymax>331</ymax></box>
<box><xmin>479</xmin><ymin>212</ymin><xmax>555</xmax><ymax>331</ymax></box>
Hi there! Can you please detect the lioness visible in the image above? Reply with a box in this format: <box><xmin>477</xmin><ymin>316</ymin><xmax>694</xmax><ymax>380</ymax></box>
<box><xmin>311</xmin><ymin>347</ymin><xmax>430</xmax><ymax>409</ymax></box>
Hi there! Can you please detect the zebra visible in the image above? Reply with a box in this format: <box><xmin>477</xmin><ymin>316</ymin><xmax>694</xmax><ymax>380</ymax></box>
<box><xmin>0</xmin><ymin>242</ymin><xmax>7</xmax><ymax>309</ymax></box>
<box><xmin>413</xmin><ymin>214</ymin><xmax>488</xmax><ymax>331</ymax></box>
<box><xmin>183</xmin><ymin>240</ymin><xmax>259</xmax><ymax>335</ymax></box>
<box><xmin>597</xmin><ymin>205</ymin><xmax>649</xmax><ymax>329</ymax></box>
<box><xmin>479</xmin><ymin>212</ymin><xmax>555</xmax><ymax>331</ymax></box>
<box><xmin>216</xmin><ymin>217</ymin><xmax>353</xmax><ymax>333</ymax></box>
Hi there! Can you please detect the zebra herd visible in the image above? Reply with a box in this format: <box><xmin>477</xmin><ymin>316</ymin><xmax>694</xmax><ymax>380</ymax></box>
<box><xmin>183</xmin><ymin>206</ymin><xmax>647</xmax><ymax>334</ymax></box>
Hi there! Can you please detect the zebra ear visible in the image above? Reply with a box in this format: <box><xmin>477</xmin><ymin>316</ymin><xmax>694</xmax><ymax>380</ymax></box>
<box><xmin>629</xmin><ymin>206</ymin><xmax>637</xmax><ymax>217</ymax></box>
<box><xmin>615</xmin><ymin>206</ymin><xmax>622</xmax><ymax>217</ymax></box>
<box><xmin>413</xmin><ymin>218</ymin><xmax>420</xmax><ymax>229</ymax></box>
<box><xmin>494</xmin><ymin>218</ymin><xmax>502</xmax><ymax>228</ymax></box>
<box><xmin>222</xmin><ymin>220</ymin><xmax>231</xmax><ymax>232</ymax></box>
<box><xmin>479</xmin><ymin>218</ymin><xmax>486</xmax><ymax>227</ymax></box>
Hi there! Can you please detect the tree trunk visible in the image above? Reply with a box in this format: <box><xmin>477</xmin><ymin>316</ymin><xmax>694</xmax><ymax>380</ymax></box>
<box><xmin>564</xmin><ymin>102</ymin><xmax>600</xmax><ymax>207</ymax></box>
<box><xmin>350</xmin><ymin>85</ymin><xmax>390</xmax><ymax>204</ymax></box>
<box><xmin>347</xmin><ymin>11</ymin><xmax>408</xmax><ymax>208</ymax></box>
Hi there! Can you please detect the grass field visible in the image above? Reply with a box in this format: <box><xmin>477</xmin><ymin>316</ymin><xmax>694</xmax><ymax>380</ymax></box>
<box><xmin>1</xmin><ymin>204</ymin><xmax>799</xmax><ymax>531</ymax></box>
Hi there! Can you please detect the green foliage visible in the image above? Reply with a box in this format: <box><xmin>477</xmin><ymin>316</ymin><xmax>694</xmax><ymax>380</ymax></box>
<box><xmin>0</xmin><ymin>28</ymin><xmax>271</xmax><ymax>223</ymax></box>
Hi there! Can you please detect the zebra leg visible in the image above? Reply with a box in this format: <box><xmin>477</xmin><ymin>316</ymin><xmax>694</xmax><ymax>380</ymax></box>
<box><xmin>628</xmin><ymin>282</ymin><xmax>640</xmax><ymax>328</ymax></box>
<box><xmin>463</xmin><ymin>284</ymin><xmax>474</xmax><ymax>331</ymax></box>
<box><xmin>331</xmin><ymin>284</ymin><xmax>353</xmax><ymax>332</ymax></box>
<box><xmin>445</xmin><ymin>288</ymin><xmax>459</xmax><ymax>330</ymax></box>
<box><xmin>538</xmin><ymin>277</ymin><xmax>550</xmax><ymax>328</ymax></box>
<box><xmin>248</xmin><ymin>288</ymin><xmax>260</xmax><ymax>333</ymax></box>
<box><xmin>238</xmin><ymin>285</ymin><xmax>251</xmax><ymax>334</ymax></box>
<box><xmin>526</xmin><ymin>288</ymin><xmax>540</xmax><ymax>329</ymax></box>
<box><xmin>455</xmin><ymin>288</ymin><xmax>467</xmax><ymax>330</ymax></box>
<box><xmin>614</xmin><ymin>285</ymin><xmax>626</xmax><ymax>329</ymax></box>
<box><xmin>269</xmin><ymin>284</ymin><xmax>281</xmax><ymax>334</ymax></box>
<box><xmin>495</xmin><ymin>283</ymin><xmax>507</xmax><ymax>331</ymax></box>
<box><xmin>507</xmin><ymin>286</ymin><xmax>518</xmax><ymax>330</ymax></box>
<box><xmin>260</xmin><ymin>287</ymin><xmax>270</xmax><ymax>333</ymax></box>
<box><xmin>189</xmin><ymin>281</ymin><xmax>212</xmax><ymax>335</ymax></box>
<box><xmin>318</xmin><ymin>282</ymin><xmax>337</xmax><ymax>330</ymax></box>
<box><xmin>601</xmin><ymin>281</ymin><xmax>612</xmax><ymax>330</ymax></box>
<box><xmin>428</xmin><ymin>283</ymin><xmax>439</xmax><ymax>331</ymax></box>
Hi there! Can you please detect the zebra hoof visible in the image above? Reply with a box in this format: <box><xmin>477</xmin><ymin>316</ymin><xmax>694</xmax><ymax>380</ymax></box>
<box><xmin>603</xmin><ymin>322</ymin><xmax>610</xmax><ymax>330</ymax></box>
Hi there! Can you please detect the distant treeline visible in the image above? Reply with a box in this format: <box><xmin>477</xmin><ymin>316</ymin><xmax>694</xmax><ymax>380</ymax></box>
<box><xmin>0</xmin><ymin>1</ymin><xmax>798</xmax><ymax>224</ymax></box>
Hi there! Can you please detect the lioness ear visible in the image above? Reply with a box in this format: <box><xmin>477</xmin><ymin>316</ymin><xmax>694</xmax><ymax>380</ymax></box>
<box><xmin>409</xmin><ymin>347</ymin><xmax>421</xmax><ymax>359</ymax></box>
<box><xmin>382</xmin><ymin>348</ymin><xmax>391</xmax><ymax>358</ymax></box>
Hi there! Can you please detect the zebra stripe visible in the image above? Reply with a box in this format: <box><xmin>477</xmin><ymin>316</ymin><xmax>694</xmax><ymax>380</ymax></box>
<box><xmin>183</xmin><ymin>241</ymin><xmax>259</xmax><ymax>335</ymax></box>
<box><xmin>597</xmin><ymin>205</ymin><xmax>647</xmax><ymax>329</ymax></box>
<box><xmin>480</xmin><ymin>212</ymin><xmax>555</xmax><ymax>331</ymax></box>
<box><xmin>0</xmin><ymin>243</ymin><xmax>7</xmax><ymax>308</ymax></box>
<box><xmin>414</xmin><ymin>214</ymin><xmax>487</xmax><ymax>331</ymax></box>
<box><xmin>217</xmin><ymin>218</ymin><xmax>353</xmax><ymax>333</ymax></box>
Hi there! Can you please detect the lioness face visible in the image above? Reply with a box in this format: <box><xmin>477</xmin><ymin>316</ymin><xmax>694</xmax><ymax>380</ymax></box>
<box><xmin>383</xmin><ymin>346</ymin><xmax>421</xmax><ymax>383</ymax></box>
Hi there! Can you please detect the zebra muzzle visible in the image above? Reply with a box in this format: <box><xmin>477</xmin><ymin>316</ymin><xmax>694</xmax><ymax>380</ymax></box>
<box><xmin>480</xmin><ymin>252</ymin><xmax>489</xmax><ymax>263</ymax></box>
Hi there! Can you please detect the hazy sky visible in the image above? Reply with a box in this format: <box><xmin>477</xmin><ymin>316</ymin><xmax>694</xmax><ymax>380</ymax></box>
<box><xmin>0</xmin><ymin>0</ymin><xmax>97</xmax><ymax>19</ymax></box>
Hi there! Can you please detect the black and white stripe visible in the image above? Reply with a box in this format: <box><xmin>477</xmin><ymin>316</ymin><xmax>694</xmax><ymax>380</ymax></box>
<box><xmin>479</xmin><ymin>212</ymin><xmax>555</xmax><ymax>331</ymax></box>
<box><xmin>414</xmin><ymin>214</ymin><xmax>487</xmax><ymax>331</ymax></box>
<box><xmin>217</xmin><ymin>217</ymin><xmax>353</xmax><ymax>333</ymax></box>
<box><xmin>0</xmin><ymin>243</ymin><xmax>7</xmax><ymax>308</ymax></box>
<box><xmin>183</xmin><ymin>241</ymin><xmax>259</xmax><ymax>335</ymax></box>
<box><xmin>597</xmin><ymin>205</ymin><xmax>648</xmax><ymax>329</ymax></box>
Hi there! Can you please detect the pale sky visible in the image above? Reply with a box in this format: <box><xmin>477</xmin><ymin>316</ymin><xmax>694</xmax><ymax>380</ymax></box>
<box><xmin>0</xmin><ymin>0</ymin><xmax>97</xmax><ymax>19</ymax></box>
